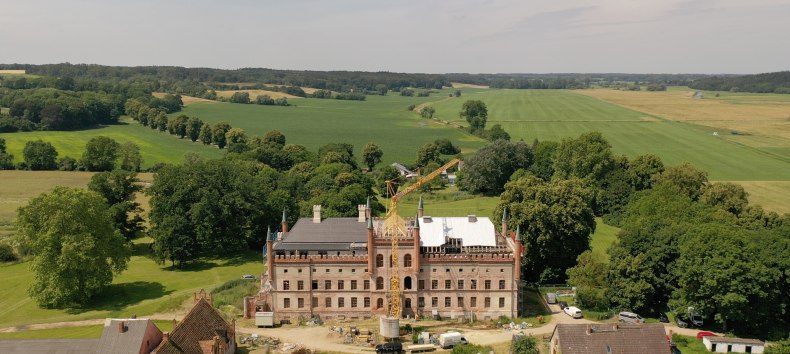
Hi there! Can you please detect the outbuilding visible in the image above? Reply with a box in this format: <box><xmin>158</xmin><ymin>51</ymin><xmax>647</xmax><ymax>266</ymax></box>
<box><xmin>703</xmin><ymin>336</ymin><xmax>764</xmax><ymax>353</ymax></box>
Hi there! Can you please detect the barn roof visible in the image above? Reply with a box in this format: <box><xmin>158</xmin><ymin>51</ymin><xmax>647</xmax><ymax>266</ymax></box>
<box><xmin>95</xmin><ymin>319</ymin><xmax>161</xmax><ymax>354</ymax></box>
<box><xmin>152</xmin><ymin>297</ymin><xmax>233</xmax><ymax>354</ymax></box>
<box><xmin>552</xmin><ymin>323</ymin><xmax>670</xmax><ymax>354</ymax></box>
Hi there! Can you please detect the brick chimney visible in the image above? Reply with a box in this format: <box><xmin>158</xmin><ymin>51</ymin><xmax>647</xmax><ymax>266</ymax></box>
<box><xmin>313</xmin><ymin>205</ymin><xmax>321</xmax><ymax>223</ymax></box>
<box><xmin>586</xmin><ymin>324</ymin><xmax>592</xmax><ymax>335</ymax></box>
<box><xmin>163</xmin><ymin>332</ymin><xmax>169</xmax><ymax>342</ymax></box>
<box><xmin>413</xmin><ymin>213</ymin><xmax>421</xmax><ymax>273</ymax></box>
<box><xmin>118</xmin><ymin>321</ymin><xmax>126</xmax><ymax>333</ymax></box>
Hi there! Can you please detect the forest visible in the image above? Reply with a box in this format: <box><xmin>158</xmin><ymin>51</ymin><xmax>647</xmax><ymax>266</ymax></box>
<box><xmin>690</xmin><ymin>70</ymin><xmax>790</xmax><ymax>93</ymax></box>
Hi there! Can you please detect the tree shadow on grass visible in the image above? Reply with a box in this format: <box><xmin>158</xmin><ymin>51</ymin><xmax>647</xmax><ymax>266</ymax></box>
<box><xmin>66</xmin><ymin>281</ymin><xmax>171</xmax><ymax>314</ymax></box>
<box><xmin>159</xmin><ymin>250</ymin><xmax>262</xmax><ymax>272</ymax></box>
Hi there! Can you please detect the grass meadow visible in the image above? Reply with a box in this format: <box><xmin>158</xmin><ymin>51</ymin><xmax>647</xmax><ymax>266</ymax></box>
<box><xmin>177</xmin><ymin>89</ymin><xmax>487</xmax><ymax>165</ymax></box>
<box><xmin>0</xmin><ymin>320</ymin><xmax>175</xmax><ymax>339</ymax></box>
<box><xmin>0</xmin><ymin>119</ymin><xmax>223</xmax><ymax>169</ymax></box>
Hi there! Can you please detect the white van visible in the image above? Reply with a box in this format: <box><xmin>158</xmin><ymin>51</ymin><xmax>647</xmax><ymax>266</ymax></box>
<box><xmin>546</xmin><ymin>293</ymin><xmax>557</xmax><ymax>304</ymax></box>
<box><xmin>564</xmin><ymin>306</ymin><xmax>583</xmax><ymax>319</ymax></box>
<box><xmin>618</xmin><ymin>311</ymin><xmax>644</xmax><ymax>323</ymax></box>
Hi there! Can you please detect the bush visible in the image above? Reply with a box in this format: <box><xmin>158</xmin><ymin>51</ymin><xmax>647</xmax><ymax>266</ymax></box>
<box><xmin>512</xmin><ymin>335</ymin><xmax>540</xmax><ymax>354</ymax></box>
<box><xmin>576</xmin><ymin>286</ymin><xmax>609</xmax><ymax>310</ymax></box>
<box><xmin>407</xmin><ymin>104</ymin><xmax>416</xmax><ymax>111</ymax></box>
<box><xmin>0</xmin><ymin>243</ymin><xmax>17</xmax><ymax>262</ymax></box>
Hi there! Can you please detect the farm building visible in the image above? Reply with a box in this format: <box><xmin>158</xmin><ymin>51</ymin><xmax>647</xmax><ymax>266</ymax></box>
<box><xmin>703</xmin><ymin>336</ymin><xmax>764</xmax><ymax>353</ymax></box>
<box><xmin>549</xmin><ymin>323</ymin><xmax>671</xmax><ymax>354</ymax></box>
<box><xmin>251</xmin><ymin>202</ymin><xmax>522</xmax><ymax>322</ymax></box>
<box><xmin>391</xmin><ymin>162</ymin><xmax>418</xmax><ymax>179</ymax></box>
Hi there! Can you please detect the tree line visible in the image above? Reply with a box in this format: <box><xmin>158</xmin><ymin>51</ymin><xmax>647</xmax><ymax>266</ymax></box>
<box><xmin>0</xmin><ymin>88</ymin><xmax>125</xmax><ymax>131</ymax></box>
<box><xmin>690</xmin><ymin>70</ymin><xmax>790</xmax><ymax>94</ymax></box>
<box><xmin>0</xmin><ymin>136</ymin><xmax>143</xmax><ymax>172</ymax></box>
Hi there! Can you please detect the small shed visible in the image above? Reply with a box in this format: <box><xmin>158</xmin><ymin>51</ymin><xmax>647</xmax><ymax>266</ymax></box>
<box><xmin>255</xmin><ymin>312</ymin><xmax>275</xmax><ymax>327</ymax></box>
<box><xmin>703</xmin><ymin>336</ymin><xmax>764</xmax><ymax>353</ymax></box>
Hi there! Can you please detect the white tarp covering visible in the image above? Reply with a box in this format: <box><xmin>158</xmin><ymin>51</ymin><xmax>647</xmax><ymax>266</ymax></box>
<box><xmin>418</xmin><ymin>216</ymin><xmax>496</xmax><ymax>247</ymax></box>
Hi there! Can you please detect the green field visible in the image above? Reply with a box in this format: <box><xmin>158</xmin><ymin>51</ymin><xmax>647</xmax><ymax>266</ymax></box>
<box><xmin>0</xmin><ymin>119</ymin><xmax>223</xmax><ymax>168</ymax></box>
<box><xmin>590</xmin><ymin>218</ymin><xmax>620</xmax><ymax>263</ymax></box>
<box><xmin>429</xmin><ymin>89</ymin><xmax>790</xmax><ymax>181</ymax></box>
<box><xmin>0</xmin><ymin>237</ymin><xmax>262</xmax><ymax>328</ymax></box>
<box><xmin>0</xmin><ymin>320</ymin><xmax>175</xmax><ymax>339</ymax></box>
<box><xmin>177</xmin><ymin>90</ymin><xmax>486</xmax><ymax>165</ymax></box>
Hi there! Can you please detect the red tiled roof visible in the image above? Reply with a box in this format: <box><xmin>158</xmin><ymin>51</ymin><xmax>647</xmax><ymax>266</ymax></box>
<box><xmin>152</xmin><ymin>297</ymin><xmax>234</xmax><ymax>354</ymax></box>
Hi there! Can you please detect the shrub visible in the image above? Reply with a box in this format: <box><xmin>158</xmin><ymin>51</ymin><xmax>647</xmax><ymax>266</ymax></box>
<box><xmin>576</xmin><ymin>286</ymin><xmax>609</xmax><ymax>310</ymax></box>
<box><xmin>0</xmin><ymin>243</ymin><xmax>17</xmax><ymax>262</ymax></box>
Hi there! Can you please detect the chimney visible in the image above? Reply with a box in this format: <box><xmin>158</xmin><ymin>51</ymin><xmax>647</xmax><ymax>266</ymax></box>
<box><xmin>586</xmin><ymin>324</ymin><xmax>592</xmax><ymax>335</ymax></box>
<box><xmin>313</xmin><ymin>205</ymin><xmax>321</xmax><ymax>223</ymax></box>
<box><xmin>281</xmin><ymin>209</ymin><xmax>288</xmax><ymax>233</ymax></box>
<box><xmin>413</xmin><ymin>213</ymin><xmax>421</xmax><ymax>273</ymax></box>
<box><xmin>501</xmin><ymin>207</ymin><xmax>508</xmax><ymax>238</ymax></box>
<box><xmin>467</xmin><ymin>215</ymin><xmax>477</xmax><ymax>223</ymax></box>
<box><xmin>118</xmin><ymin>321</ymin><xmax>126</xmax><ymax>333</ymax></box>
<box><xmin>417</xmin><ymin>196</ymin><xmax>424</xmax><ymax>217</ymax></box>
<box><xmin>163</xmin><ymin>332</ymin><xmax>169</xmax><ymax>342</ymax></box>
<box><xmin>358</xmin><ymin>204</ymin><xmax>367</xmax><ymax>222</ymax></box>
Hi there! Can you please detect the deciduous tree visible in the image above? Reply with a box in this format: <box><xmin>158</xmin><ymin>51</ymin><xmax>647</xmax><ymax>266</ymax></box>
<box><xmin>22</xmin><ymin>139</ymin><xmax>58</xmax><ymax>170</ymax></box>
<box><xmin>89</xmin><ymin>171</ymin><xmax>145</xmax><ymax>241</ymax></box>
<box><xmin>362</xmin><ymin>142</ymin><xmax>384</xmax><ymax>171</ymax></box>
<box><xmin>81</xmin><ymin>136</ymin><xmax>120</xmax><ymax>171</ymax></box>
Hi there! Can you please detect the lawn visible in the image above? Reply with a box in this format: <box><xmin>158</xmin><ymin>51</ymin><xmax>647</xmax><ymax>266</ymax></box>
<box><xmin>0</xmin><ymin>119</ymin><xmax>224</xmax><ymax>169</ymax></box>
<box><xmin>391</xmin><ymin>186</ymin><xmax>499</xmax><ymax>218</ymax></box>
<box><xmin>590</xmin><ymin>218</ymin><xmax>620</xmax><ymax>263</ymax></box>
<box><xmin>0</xmin><ymin>238</ymin><xmax>263</xmax><ymax>328</ymax></box>
<box><xmin>177</xmin><ymin>89</ymin><xmax>487</xmax><ymax>165</ymax></box>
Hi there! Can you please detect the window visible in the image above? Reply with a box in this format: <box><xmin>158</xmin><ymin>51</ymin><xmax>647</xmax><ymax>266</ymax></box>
<box><xmin>499</xmin><ymin>280</ymin><xmax>506</xmax><ymax>290</ymax></box>
<box><xmin>338</xmin><ymin>298</ymin><xmax>345</xmax><ymax>308</ymax></box>
<box><xmin>338</xmin><ymin>269</ymin><xmax>342</xmax><ymax>272</ymax></box>
<box><xmin>404</xmin><ymin>276</ymin><xmax>412</xmax><ymax>290</ymax></box>
<box><xmin>445</xmin><ymin>280</ymin><xmax>451</xmax><ymax>289</ymax></box>
<box><xmin>431</xmin><ymin>280</ymin><xmax>438</xmax><ymax>290</ymax></box>
<box><xmin>338</xmin><ymin>280</ymin><xmax>344</xmax><ymax>290</ymax></box>
<box><xmin>376</xmin><ymin>277</ymin><xmax>384</xmax><ymax>290</ymax></box>
<box><xmin>351</xmin><ymin>280</ymin><xmax>357</xmax><ymax>290</ymax></box>
<box><xmin>283</xmin><ymin>269</ymin><xmax>288</xmax><ymax>273</ymax></box>
<box><xmin>325</xmin><ymin>269</ymin><xmax>329</xmax><ymax>273</ymax></box>
<box><xmin>418</xmin><ymin>280</ymin><xmax>425</xmax><ymax>290</ymax></box>
<box><xmin>405</xmin><ymin>298</ymin><xmax>412</xmax><ymax>308</ymax></box>
<box><xmin>312</xmin><ymin>280</ymin><xmax>318</xmax><ymax>290</ymax></box>
<box><xmin>418</xmin><ymin>297</ymin><xmax>425</xmax><ymax>308</ymax></box>
<box><xmin>444</xmin><ymin>297</ymin><xmax>451</xmax><ymax>307</ymax></box>
<box><xmin>364</xmin><ymin>297</ymin><xmax>370</xmax><ymax>308</ymax></box>
<box><xmin>364</xmin><ymin>280</ymin><xmax>370</xmax><ymax>290</ymax></box>
<box><xmin>325</xmin><ymin>280</ymin><xmax>332</xmax><ymax>290</ymax></box>
<box><xmin>499</xmin><ymin>297</ymin><xmax>505</xmax><ymax>308</ymax></box>
<box><xmin>284</xmin><ymin>298</ymin><xmax>291</xmax><ymax>308</ymax></box>
<box><xmin>471</xmin><ymin>297</ymin><xmax>477</xmax><ymax>307</ymax></box>
<box><xmin>458</xmin><ymin>280</ymin><xmax>464</xmax><ymax>290</ymax></box>
<box><xmin>446</xmin><ymin>268</ymin><xmax>450</xmax><ymax>272</ymax></box>
<box><xmin>351</xmin><ymin>297</ymin><xmax>358</xmax><ymax>308</ymax></box>
<box><xmin>404</xmin><ymin>254</ymin><xmax>412</xmax><ymax>267</ymax></box>
<box><xmin>389</xmin><ymin>255</ymin><xmax>393</xmax><ymax>268</ymax></box>
<box><xmin>312</xmin><ymin>297</ymin><xmax>318</xmax><ymax>307</ymax></box>
<box><xmin>325</xmin><ymin>297</ymin><xmax>331</xmax><ymax>308</ymax></box>
<box><xmin>459</xmin><ymin>268</ymin><xmax>463</xmax><ymax>272</ymax></box>
<box><xmin>376</xmin><ymin>298</ymin><xmax>384</xmax><ymax>309</ymax></box>
<box><xmin>484</xmin><ymin>297</ymin><xmax>491</xmax><ymax>308</ymax></box>
<box><xmin>431</xmin><ymin>297</ymin><xmax>438</xmax><ymax>307</ymax></box>
<box><xmin>298</xmin><ymin>298</ymin><xmax>304</xmax><ymax>308</ymax></box>
<box><xmin>470</xmin><ymin>280</ymin><xmax>477</xmax><ymax>290</ymax></box>
<box><xmin>432</xmin><ymin>269</ymin><xmax>436</xmax><ymax>272</ymax></box>
<box><xmin>283</xmin><ymin>280</ymin><xmax>290</xmax><ymax>290</ymax></box>
<box><xmin>500</xmin><ymin>268</ymin><xmax>504</xmax><ymax>272</ymax></box>
<box><xmin>352</xmin><ymin>268</ymin><xmax>356</xmax><ymax>273</ymax></box>
<box><xmin>298</xmin><ymin>268</ymin><xmax>302</xmax><ymax>273</ymax></box>
<box><xmin>376</xmin><ymin>254</ymin><xmax>384</xmax><ymax>267</ymax></box>
<box><xmin>458</xmin><ymin>297</ymin><xmax>464</xmax><ymax>307</ymax></box>
<box><xmin>484</xmin><ymin>280</ymin><xmax>491</xmax><ymax>290</ymax></box>
<box><xmin>297</xmin><ymin>281</ymin><xmax>304</xmax><ymax>290</ymax></box>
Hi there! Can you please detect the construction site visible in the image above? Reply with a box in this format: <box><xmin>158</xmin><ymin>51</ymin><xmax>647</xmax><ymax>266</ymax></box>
<box><xmin>245</xmin><ymin>160</ymin><xmax>526</xmax><ymax>352</ymax></box>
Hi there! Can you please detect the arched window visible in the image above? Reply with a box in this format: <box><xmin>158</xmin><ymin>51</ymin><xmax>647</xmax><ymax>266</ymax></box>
<box><xmin>376</xmin><ymin>254</ymin><xmax>384</xmax><ymax>268</ymax></box>
<box><xmin>404</xmin><ymin>276</ymin><xmax>412</xmax><ymax>290</ymax></box>
<box><xmin>404</xmin><ymin>254</ymin><xmax>412</xmax><ymax>267</ymax></box>
<box><xmin>376</xmin><ymin>298</ymin><xmax>384</xmax><ymax>309</ymax></box>
<box><xmin>376</xmin><ymin>277</ymin><xmax>384</xmax><ymax>290</ymax></box>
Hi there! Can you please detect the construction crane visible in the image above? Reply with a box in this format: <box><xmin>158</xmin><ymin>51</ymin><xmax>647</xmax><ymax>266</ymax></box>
<box><xmin>380</xmin><ymin>158</ymin><xmax>460</xmax><ymax>333</ymax></box>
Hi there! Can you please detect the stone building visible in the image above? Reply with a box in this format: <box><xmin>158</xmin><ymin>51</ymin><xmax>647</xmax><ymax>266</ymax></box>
<box><xmin>254</xmin><ymin>200</ymin><xmax>522</xmax><ymax>322</ymax></box>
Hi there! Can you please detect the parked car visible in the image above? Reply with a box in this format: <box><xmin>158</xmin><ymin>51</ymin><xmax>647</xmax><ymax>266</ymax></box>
<box><xmin>241</xmin><ymin>274</ymin><xmax>256</xmax><ymax>280</ymax></box>
<box><xmin>618</xmin><ymin>311</ymin><xmax>645</xmax><ymax>324</ymax></box>
<box><xmin>697</xmin><ymin>331</ymin><xmax>717</xmax><ymax>339</ymax></box>
<box><xmin>676</xmin><ymin>315</ymin><xmax>689</xmax><ymax>328</ymax></box>
<box><xmin>375</xmin><ymin>342</ymin><xmax>403</xmax><ymax>354</ymax></box>
<box><xmin>659</xmin><ymin>313</ymin><xmax>669</xmax><ymax>323</ymax></box>
<box><xmin>546</xmin><ymin>292</ymin><xmax>557</xmax><ymax>304</ymax></box>
<box><xmin>564</xmin><ymin>306</ymin><xmax>583</xmax><ymax>319</ymax></box>
<box><xmin>558</xmin><ymin>301</ymin><xmax>569</xmax><ymax>310</ymax></box>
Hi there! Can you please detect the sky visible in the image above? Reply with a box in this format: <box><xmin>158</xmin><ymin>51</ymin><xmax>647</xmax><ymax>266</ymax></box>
<box><xmin>1</xmin><ymin>0</ymin><xmax>788</xmax><ymax>74</ymax></box>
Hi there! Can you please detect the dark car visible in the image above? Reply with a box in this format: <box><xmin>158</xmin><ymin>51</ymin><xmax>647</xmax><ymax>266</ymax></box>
<box><xmin>558</xmin><ymin>301</ymin><xmax>569</xmax><ymax>310</ymax></box>
<box><xmin>375</xmin><ymin>342</ymin><xmax>403</xmax><ymax>354</ymax></box>
<box><xmin>659</xmin><ymin>313</ymin><xmax>669</xmax><ymax>323</ymax></box>
<box><xmin>676</xmin><ymin>315</ymin><xmax>689</xmax><ymax>328</ymax></box>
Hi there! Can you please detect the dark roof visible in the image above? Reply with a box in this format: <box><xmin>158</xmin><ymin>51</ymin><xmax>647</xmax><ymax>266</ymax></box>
<box><xmin>95</xmin><ymin>319</ymin><xmax>161</xmax><ymax>354</ymax></box>
<box><xmin>274</xmin><ymin>218</ymin><xmax>368</xmax><ymax>251</ymax></box>
<box><xmin>707</xmin><ymin>336</ymin><xmax>764</xmax><ymax>345</ymax></box>
<box><xmin>553</xmin><ymin>324</ymin><xmax>670</xmax><ymax>354</ymax></box>
<box><xmin>0</xmin><ymin>339</ymin><xmax>99</xmax><ymax>354</ymax></box>
<box><xmin>152</xmin><ymin>297</ymin><xmax>234</xmax><ymax>354</ymax></box>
